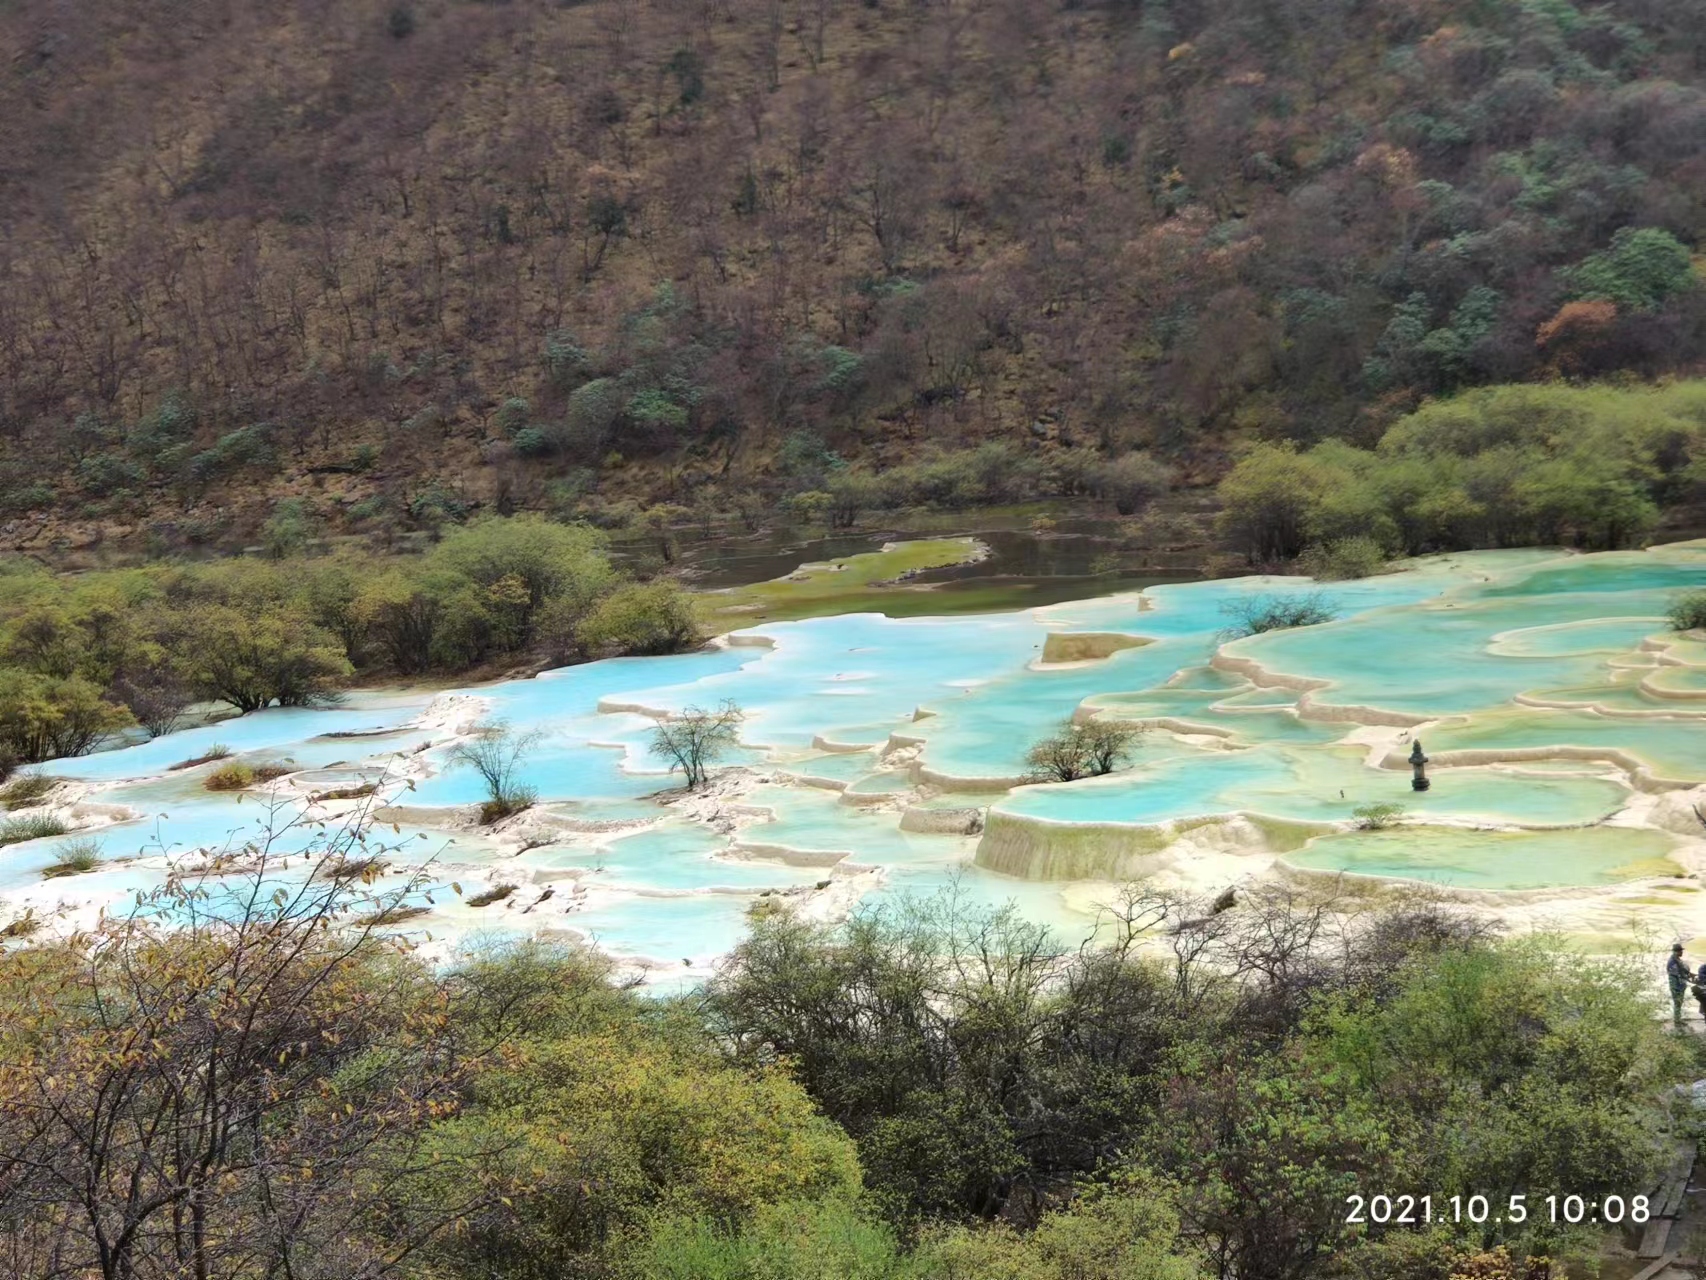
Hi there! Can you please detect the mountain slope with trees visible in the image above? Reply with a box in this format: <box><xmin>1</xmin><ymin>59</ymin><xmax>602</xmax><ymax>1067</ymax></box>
<box><xmin>1</xmin><ymin>0</ymin><xmax>1703</xmax><ymax>552</ymax></box>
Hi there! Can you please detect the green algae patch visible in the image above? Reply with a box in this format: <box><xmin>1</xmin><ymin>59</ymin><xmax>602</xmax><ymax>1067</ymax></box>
<box><xmin>1245</xmin><ymin>815</ymin><xmax>1324</xmax><ymax>854</ymax></box>
<box><xmin>699</xmin><ymin>538</ymin><xmax>985</xmax><ymax>626</ymax></box>
<box><xmin>975</xmin><ymin>812</ymin><xmax>1166</xmax><ymax>880</ymax></box>
<box><xmin>1423</xmin><ymin>706</ymin><xmax>1706</xmax><ymax>785</ymax></box>
<box><xmin>1039</xmin><ymin>632</ymin><xmax>1152</xmax><ymax>664</ymax></box>
<box><xmin>1284</xmin><ymin>825</ymin><xmax>1680</xmax><ymax>891</ymax></box>
<box><xmin>974</xmin><ymin>810</ymin><xmax>1226</xmax><ymax>881</ymax></box>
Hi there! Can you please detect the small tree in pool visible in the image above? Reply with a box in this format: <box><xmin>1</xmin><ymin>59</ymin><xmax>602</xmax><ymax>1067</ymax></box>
<box><xmin>450</xmin><ymin>720</ymin><xmax>542</xmax><ymax>823</ymax></box>
<box><xmin>1352</xmin><ymin>802</ymin><xmax>1406</xmax><ymax>830</ymax></box>
<box><xmin>1219</xmin><ymin>591</ymin><xmax>1336</xmax><ymax>639</ymax></box>
<box><xmin>1025</xmin><ymin>717</ymin><xmax>1140</xmax><ymax>783</ymax></box>
<box><xmin>650</xmin><ymin>701</ymin><xmax>743</xmax><ymax>791</ymax></box>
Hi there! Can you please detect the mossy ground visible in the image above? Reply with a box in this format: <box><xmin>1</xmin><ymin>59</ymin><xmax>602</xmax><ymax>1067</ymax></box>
<box><xmin>698</xmin><ymin>538</ymin><xmax>985</xmax><ymax>628</ymax></box>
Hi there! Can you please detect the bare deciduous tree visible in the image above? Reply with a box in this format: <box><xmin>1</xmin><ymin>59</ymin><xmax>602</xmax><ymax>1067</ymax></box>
<box><xmin>648</xmin><ymin>699</ymin><xmax>742</xmax><ymax>790</ymax></box>
<box><xmin>1024</xmin><ymin>716</ymin><xmax>1139</xmax><ymax>783</ymax></box>
<box><xmin>0</xmin><ymin>798</ymin><xmax>499</xmax><ymax>1280</ymax></box>
<box><xmin>449</xmin><ymin>719</ymin><xmax>542</xmax><ymax>823</ymax></box>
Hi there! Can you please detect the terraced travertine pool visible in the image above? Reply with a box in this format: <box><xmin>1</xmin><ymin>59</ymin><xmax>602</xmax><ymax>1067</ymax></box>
<box><xmin>13</xmin><ymin>541</ymin><xmax>1706</xmax><ymax>978</ymax></box>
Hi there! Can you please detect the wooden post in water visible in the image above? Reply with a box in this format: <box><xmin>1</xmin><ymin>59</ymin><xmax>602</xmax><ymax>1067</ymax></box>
<box><xmin>1409</xmin><ymin>739</ymin><xmax>1430</xmax><ymax>792</ymax></box>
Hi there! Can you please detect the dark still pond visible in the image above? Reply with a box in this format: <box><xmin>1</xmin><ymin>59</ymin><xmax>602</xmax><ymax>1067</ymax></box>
<box><xmin>617</xmin><ymin>516</ymin><xmax>1203</xmax><ymax>615</ymax></box>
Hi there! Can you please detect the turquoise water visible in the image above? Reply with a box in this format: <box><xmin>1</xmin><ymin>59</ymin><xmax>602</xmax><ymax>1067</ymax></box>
<box><xmin>565</xmin><ymin>893</ymin><xmax>772</xmax><ymax>965</ymax></box>
<box><xmin>49</xmin><ymin>691</ymin><xmax>438</xmax><ymax>781</ymax></box>
<box><xmin>991</xmin><ymin>745</ymin><xmax>1630</xmax><ymax>829</ymax></box>
<box><xmin>523</xmin><ymin>824</ymin><xmax>823</xmax><ymax>893</ymax></box>
<box><xmin>21</xmin><ymin>543</ymin><xmax>1706</xmax><ymax>968</ymax></box>
<box><xmin>1425</xmin><ymin>708</ymin><xmax>1706</xmax><ymax>782</ymax></box>
<box><xmin>737</xmin><ymin>785</ymin><xmax>966</xmax><ymax>867</ymax></box>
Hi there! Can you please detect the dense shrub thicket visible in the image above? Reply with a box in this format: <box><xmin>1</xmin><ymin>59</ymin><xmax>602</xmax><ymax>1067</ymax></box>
<box><xmin>0</xmin><ymin>515</ymin><xmax>702</xmax><ymax>768</ymax></box>
<box><xmin>1219</xmin><ymin>383</ymin><xmax>1706</xmax><ymax>565</ymax></box>
<box><xmin>0</xmin><ymin>826</ymin><xmax>1682</xmax><ymax>1280</ymax></box>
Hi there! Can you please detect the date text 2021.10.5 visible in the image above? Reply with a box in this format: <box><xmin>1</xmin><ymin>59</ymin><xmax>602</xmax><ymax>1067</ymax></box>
<box><xmin>1345</xmin><ymin>1194</ymin><xmax>1650</xmax><ymax>1226</ymax></box>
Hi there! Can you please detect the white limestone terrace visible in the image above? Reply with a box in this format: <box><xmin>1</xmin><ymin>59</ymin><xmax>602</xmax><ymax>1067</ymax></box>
<box><xmin>10</xmin><ymin>541</ymin><xmax>1706</xmax><ymax>982</ymax></box>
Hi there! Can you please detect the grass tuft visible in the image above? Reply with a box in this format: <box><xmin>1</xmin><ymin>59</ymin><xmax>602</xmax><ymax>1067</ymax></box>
<box><xmin>42</xmin><ymin>837</ymin><xmax>103</xmax><ymax>879</ymax></box>
<box><xmin>322</xmin><ymin>855</ymin><xmax>391</xmax><ymax>883</ymax></box>
<box><xmin>476</xmin><ymin>787</ymin><xmax>537</xmax><ymax>826</ymax></box>
<box><xmin>466</xmin><ymin>884</ymin><xmax>517</xmax><ymax>908</ymax></box>
<box><xmin>0</xmin><ymin>774</ymin><xmax>57</xmax><ymax>810</ymax></box>
<box><xmin>1352</xmin><ymin>802</ymin><xmax>1407</xmax><ymax>831</ymax></box>
<box><xmin>310</xmin><ymin>782</ymin><xmax>378</xmax><ymax>803</ymax></box>
<box><xmin>204</xmin><ymin>763</ymin><xmax>256</xmax><ymax>791</ymax></box>
<box><xmin>362</xmin><ymin>903</ymin><xmax>431</xmax><ymax>927</ymax></box>
<box><xmin>0</xmin><ymin>814</ymin><xmax>70</xmax><ymax>847</ymax></box>
<box><xmin>170</xmin><ymin>744</ymin><xmax>233</xmax><ymax>771</ymax></box>
<box><xmin>200</xmin><ymin>759</ymin><xmax>289</xmax><ymax>792</ymax></box>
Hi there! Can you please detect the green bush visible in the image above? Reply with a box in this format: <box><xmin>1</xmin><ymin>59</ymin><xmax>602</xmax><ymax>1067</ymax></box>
<box><xmin>777</xmin><ymin>430</ymin><xmax>844</xmax><ymax>489</ymax></box>
<box><xmin>497</xmin><ymin>397</ymin><xmax>532</xmax><ymax>436</ymax></box>
<box><xmin>407</xmin><ymin>483</ymin><xmax>471</xmax><ymax>528</ymax></box>
<box><xmin>561</xmin><ymin>378</ymin><xmax>626</xmax><ymax>460</ymax></box>
<box><xmin>710</xmin><ymin>892</ymin><xmax>1682</xmax><ymax>1265</ymax></box>
<box><xmin>260</xmin><ymin>498</ymin><xmax>315</xmax><ymax>558</ymax></box>
<box><xmin>1295</xmin><ymin>536</ymin><xmax>1389</xmax><ymax>581</ymax></box>
<box><xmin>782</xmin><ymin>490</ymin><xmax>833</xmax><ymax>525</ymax></box>
<box><xmin>206</xmin><ymin>423</ymin><xmax>277</xmax><ymax>471</ymax></box>
<box><xmin>1090</xmin><ymin>452</ymin><xmax>1172</xmax><ymax>516</ymax></box>
<box><xmin>1217</xmin><ymin>382</ymin><xmax>1699</xmax><ymax>562</ymax></box>
<box><xmin>0</xmin><ymin>671</ymin><xmax>132</xmax><ymax>763</ymax></box>
<box><xmin>543</xmin><ymin>329</ymin><xmax>590</xmax><ymax>390</ymax></box>
<box><xmin>0</xmin><ymin>482</ymin><xmax>56</xmax><ymax>515</ymax></box>
<box><xmin>169</xmin><ymin>744</ymin><xmax>232</xmax><ymax>771</ymax></box>
<box><xmin>825</xmin><ymin>470</ymin><xmax>884</xmax><ymax>528</ymax></box>
<box><xmin>450</xmin><ymin>722</ymin><xmax>540</xmax><ymax>824</ymax></box>
<box><xmin>1567</xmin><ymin>227</ymin><xmax>1698</xmax><ymax>312</ymax></box>
<box><xmin>1669</xmin><ymin>590</ymin><xmax>1706</xmax><ymax>631</ymax></box>
<box><xmin>358</xmin><ymin>516</ymin><xmax>618</xmax><ymax>665</ymax></box>
<box><xmin>76</xmin><ymin>453</ymin><xmax>146</xmax><ymax>497</ymax></box>
<box><xmin>1216</xmin><ymin>444</ymin><xmax>1345</xmax><ymax>564</ymax></box>
<box><xmin>577</xmin><ymin>582</ymin><xmax>703</xmax><ymax>657</ymax></box>
<box><xmin>129</xmin><ymin>390</ymin><xmax>197</xmax><ymax>469</ymax></box>
<box><xmin>924</xmin><ymin>1176</ymin><xmax>1199</xmax><ymax>1280</ymax></box>
<box><xmin>623</xmin><ymin>1198</ymin><xmax>920</xmax><ymax>1280</ymax></box>
<box><xmin>180</xmin><ymin>604</ymin><xmax>350</xmax><ymax>711</ymax></box>
<box><xmin>420</xmin><ymin>948</ymin><xmax>861</xmax><ymax>1280</ymax></box>
<box><xmin>0</xmin><ymin>514</ymin><xmax>630</xmax><ymax>696</ymax></box>
<box><xmin>511</xmin><ymin>426</ymin><xmax>552</xmax><ymax>457</ymax></box>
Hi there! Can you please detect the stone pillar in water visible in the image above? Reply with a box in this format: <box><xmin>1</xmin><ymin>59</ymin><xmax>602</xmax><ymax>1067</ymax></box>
<box><xmin>1409</xmin><ymin>739</ymin><xmax>1430</xmax><ymax>792</ymax></box>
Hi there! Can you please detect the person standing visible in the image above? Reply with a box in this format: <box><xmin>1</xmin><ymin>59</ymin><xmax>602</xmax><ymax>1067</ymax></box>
<box><xmin>1669</xmin><ymin>943</ymin><xmax>1694</xmax><ymax>1029</ymax></box>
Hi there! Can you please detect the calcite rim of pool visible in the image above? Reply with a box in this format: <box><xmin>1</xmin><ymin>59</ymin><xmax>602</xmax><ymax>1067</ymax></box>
<box><xmin>15</xmin><ymin>541</ymin><xmax>1706</xmax><ymax>972</ymax></box>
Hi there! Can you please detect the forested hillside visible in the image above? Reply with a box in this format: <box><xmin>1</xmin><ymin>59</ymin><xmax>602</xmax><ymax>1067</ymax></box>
<box><xmin>1</xmin><ymin>0</ymin><xmax>1703</xmax><ymax>551</ymax></box>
